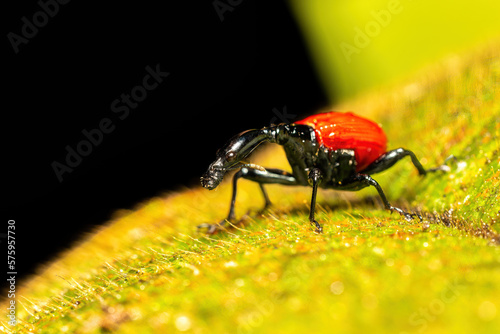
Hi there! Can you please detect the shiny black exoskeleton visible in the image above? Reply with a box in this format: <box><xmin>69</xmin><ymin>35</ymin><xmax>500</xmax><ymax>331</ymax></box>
<box><xmin>200</xmin><ymin>122</ymin><xmax>449</xmax><ymax>233</ymax></box>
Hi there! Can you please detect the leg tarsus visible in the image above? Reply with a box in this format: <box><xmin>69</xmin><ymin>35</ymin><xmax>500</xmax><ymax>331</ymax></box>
<box><xmin>197</xmin><ymin>220</ymin><xmax>230</xmax><ymax>234</ymax></box>
<box><xmin>425</xmin><ymin>154</ymin><xmax>457</xmax><ymax>173</ymax></box>
<box><xmin>387</xmin><ymin>205</ymin><xmax>420</xmax><ymax>221</ymax></box>
<box><xmin>425</xmin><ymin>165</ymin><xmax>450</xmax><ymax>173</ymax></box>
<box><xmin>310</xmin><ymin>219</ymin><xmax>323</xmax><ymax>233</ymax></box>
<box><xmin>355</xmin><ymin>173</ymin><xmax>419</xmax><ymax>222</ymax></box>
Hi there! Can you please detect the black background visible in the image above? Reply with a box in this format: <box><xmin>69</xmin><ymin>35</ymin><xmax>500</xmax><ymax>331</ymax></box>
<box><xmin>3</xmin><ymin>0</ymin><xmax>330</xmax><ymax>288</ymax></box>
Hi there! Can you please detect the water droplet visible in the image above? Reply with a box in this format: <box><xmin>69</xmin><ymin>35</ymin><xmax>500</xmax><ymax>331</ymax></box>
<box><xmin>330</xmin><ymin>281</ymin><xmax>344</xmax><ymax>295</ymax></box>
<box><xmin>175</xmin><ymin>316</ymin><xmax>192</xmax><ymax>331</ymax></box>
<box><xmin>224</xmin><ymin>261</ymin><xmax>238</xmax><ymax>268</ymax></box>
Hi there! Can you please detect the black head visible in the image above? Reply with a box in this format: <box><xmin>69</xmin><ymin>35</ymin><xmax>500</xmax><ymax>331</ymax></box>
<box><xmin>200</xmin><ymin>129</ymin><xmax>272</xmax><ymax>190</ymax></box>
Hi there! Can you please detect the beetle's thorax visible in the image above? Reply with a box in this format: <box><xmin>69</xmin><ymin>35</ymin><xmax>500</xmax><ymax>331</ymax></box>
<box><xmin>266</xmin><ymin>123</ymin><xmax>359</xmax><ymax>188</ymax></box>
<box><xmin>264</xmin><ymin>124</ymin><xmax>319</xmax><ymax>186</ymax></box>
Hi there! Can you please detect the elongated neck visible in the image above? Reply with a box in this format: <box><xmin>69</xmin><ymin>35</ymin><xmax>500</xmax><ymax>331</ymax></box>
<box><xmin>232</xmin><ymin>128</ymin><xmax>274</xmax><ymax>160</ymax></box>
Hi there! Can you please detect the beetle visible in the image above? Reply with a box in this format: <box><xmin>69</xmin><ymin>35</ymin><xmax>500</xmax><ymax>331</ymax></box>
<box><xmin>200</xmin><ymin>111</ymin><xmax>450</xmax><ymax>233</ymax></box>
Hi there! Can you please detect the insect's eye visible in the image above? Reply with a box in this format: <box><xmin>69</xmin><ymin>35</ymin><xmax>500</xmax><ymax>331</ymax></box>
<box><xmin>225</xmin><ymin>151</ymin><xmax>236</xmax><ymax>162</ymax></box>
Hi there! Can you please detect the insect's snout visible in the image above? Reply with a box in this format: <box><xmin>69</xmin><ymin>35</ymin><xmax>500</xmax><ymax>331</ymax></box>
<box><xmin>200</xmin><ymin>165</ymin><xmax>224</xmax><ymax>190</ymax></box>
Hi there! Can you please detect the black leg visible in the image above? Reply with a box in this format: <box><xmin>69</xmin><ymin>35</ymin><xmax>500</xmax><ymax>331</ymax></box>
<box><xmin>198</xmin><ymin>167</ymin><xmax>297</xmax><ymax>233</ymax></box>
<box><xmin>308</xmin><ymin>168</ymin><xmax>324</xmax><ymax>233</ymax></box>
<box><xmin>259</xmin><ymin>183</ymin><xmax>272</xmax><ymax>211</ymax></box>
<box><xmin>226</xmin><ymin>169</ymin><xmax>243</xmax><ymax>221</ymax></box>
<box><xmin>426</xmin><ymin>155</ymin><xmax>455</xmax><ymax>173</ymax></box>
<box><xmin>228</xmin><ymin>172</ymin><xmax>272</xmax><ymax>220</ymax></box>
<box><xmin>353</xmin><ymin>173</ymin><xmax>419</xmax><ymax>221</ymax></box>
<box><xmin>360</xmin><ymin>148</ymin><xmax>450</xmax><ymax>176</ymax></box>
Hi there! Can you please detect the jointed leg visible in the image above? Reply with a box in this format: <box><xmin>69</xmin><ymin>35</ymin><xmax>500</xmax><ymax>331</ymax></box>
<box><xmin>426</xmin><ymin>155</ymin><xmax>455</xmax><ymax>173</ymax></box>
<box><xmin>198</xmin><ymin>167</ymin><xmax>297</xmax><ymax>233</ymax></box>
<box><xmin>226</xmin><ymin>169</ymin><xmax>244</xmax><ymax>222</ymax></box>
<box><xmin>259</xmin><ymin>183</ymin><xmax>272</xmax><ymax>211</ymax></box>
<box><xmin>227</xmin><ymin>174</ymin><xmax>272</xmax><ymax>221</ymax></box>
<box><xmin>361</xmin><ymin>148</ymin><xmax>450</xmax><ymax>176</ymax></box>
<box><xmin>308</xmin><ymin>168</ymin><xmax>324</xmax><ymax>233</ymax></box>
<box><xmin>353</xmin><ymin>173</ymin><xmax>419</xmax><ymax>221</ymax></box>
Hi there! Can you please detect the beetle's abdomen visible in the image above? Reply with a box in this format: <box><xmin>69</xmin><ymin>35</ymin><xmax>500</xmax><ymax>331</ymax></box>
<box><xmin>295</xmin><ymin>111</ymin><xmax>387</xmax><ymax>172</ymax></box>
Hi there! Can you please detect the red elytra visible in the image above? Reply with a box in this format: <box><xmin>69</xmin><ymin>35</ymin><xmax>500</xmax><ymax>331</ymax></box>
<box><xmin>295</xmin><ymin>111</ymin><xmax>387</xmax><ymax>172</ymax></box>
